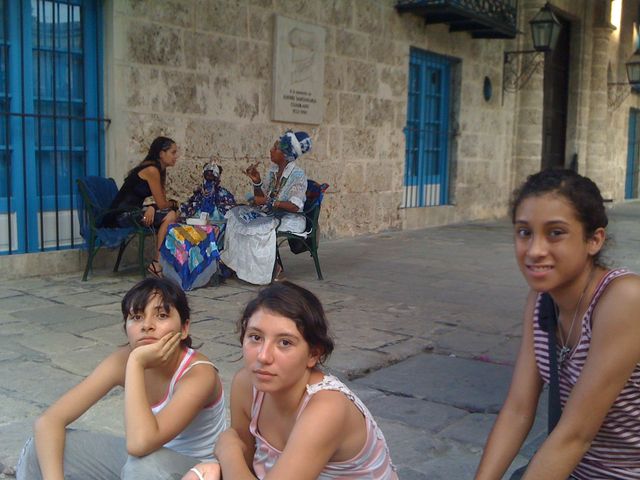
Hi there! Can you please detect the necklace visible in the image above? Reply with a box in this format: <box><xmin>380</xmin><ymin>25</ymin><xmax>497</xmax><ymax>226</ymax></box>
<box><xmin>556</xmin><ymin>268</ymin><xmax>595</xmax><ymax>364</ymax></box>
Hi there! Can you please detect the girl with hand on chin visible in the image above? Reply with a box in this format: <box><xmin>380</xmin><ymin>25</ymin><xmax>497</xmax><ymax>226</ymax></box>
<box><xmin>475</xmin><ymin>169</ymin><xmax>640</xmax><ymax>479</ymax></box>
<box><xmin>184</xmin><ymin>281</ymin><xmax>397</xmax><ymax>480</ymax></box>
<box><xmin>17</xmin><ymin>278</ymin><xmax>226</xmax><ymax>480</ymax></box>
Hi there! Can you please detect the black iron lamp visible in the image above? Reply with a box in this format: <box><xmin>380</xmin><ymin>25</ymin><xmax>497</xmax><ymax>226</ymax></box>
<box><xmin>608</xmin><ymin>53</ymin><xmax>640</xmax><ymax>110</ymax></box>
<box><xmin>625</xmin><ymin>53</ymin><xmax>640</xmax><ymax>85</ymax></box>
<box><xmin>503</xmin><ymin>3</ymin><xmax>562</xmax><ymax>96</ymax></box>
<box><xmin>530</xmin><ymin>4</ymin><xmax>562</xmax><ymax>52</ymax></box>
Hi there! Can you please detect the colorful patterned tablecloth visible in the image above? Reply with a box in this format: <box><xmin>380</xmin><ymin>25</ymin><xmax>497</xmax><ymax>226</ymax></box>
<box><xmin>159</xmin><ymin>223</ymin><xmax>221</xmax><ymax>291</ymax></box>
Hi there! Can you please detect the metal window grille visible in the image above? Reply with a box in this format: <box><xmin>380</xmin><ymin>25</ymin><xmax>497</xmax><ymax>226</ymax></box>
<box><xmin>1</xmin><ymin>0</ymin><xmax>107</xmax><ymax>255</ymax></box>
<box><xmin>403</xmin><ymin>48</ymin><xmax>454</xmax><ymax>208</ymax></box>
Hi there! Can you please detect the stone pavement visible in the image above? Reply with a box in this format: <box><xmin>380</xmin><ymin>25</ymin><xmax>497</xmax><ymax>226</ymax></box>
<box><xmin>1</xmin><ymin>201</ymin><xmax>639</xmax><ymax>479</ymax></box>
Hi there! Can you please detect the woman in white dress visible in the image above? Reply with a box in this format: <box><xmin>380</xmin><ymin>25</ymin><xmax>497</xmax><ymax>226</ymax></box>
<box><xmin>221</xmin><ymin>131</ymin><xmax>311</xmax><ymax>285</ymax></box>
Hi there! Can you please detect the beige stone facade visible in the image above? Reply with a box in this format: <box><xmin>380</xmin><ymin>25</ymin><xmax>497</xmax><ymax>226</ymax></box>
<box><xmin>104</xmin><ymin>0</ymin><xmax>640</xmax><ymax>237</ymax></box>
<box><xmin>2</xmin><ymin>0</ymin><xmax>639</xmax><ymax>277</ymax></box>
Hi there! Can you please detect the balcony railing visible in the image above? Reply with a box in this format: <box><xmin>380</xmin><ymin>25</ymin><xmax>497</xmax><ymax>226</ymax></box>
<box><xmin>395</xmin><ymin>0</ymin><xmax>518</xmax><ymax>39</ymax></box>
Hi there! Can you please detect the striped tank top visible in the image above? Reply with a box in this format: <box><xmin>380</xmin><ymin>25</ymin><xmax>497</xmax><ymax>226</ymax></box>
<box><xmin>533</xmin><ymin>268</ymin><xmax>640</xmax><ymax>479</ymax></box>
<box><xmin>250</xmin><ymin>374</ymin><xmax>398</xmax><ymax>479</ymax></box>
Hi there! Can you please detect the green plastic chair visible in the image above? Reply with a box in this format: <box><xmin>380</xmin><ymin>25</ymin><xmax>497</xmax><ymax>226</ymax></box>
<box><xmin>76</xmin><ymin>176</ymin><xmax>152</xmax><ymax>281</ymax></box>
<box><xmin>275</xmin><ymin>181</ymin><xmax>329</xmax><ymax>280</ymax></box>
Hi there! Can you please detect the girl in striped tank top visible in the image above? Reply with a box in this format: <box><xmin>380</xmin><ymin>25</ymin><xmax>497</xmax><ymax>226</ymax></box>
<box><xmin>475</xmin><ymin>169</ymin><xmax>640</xmax><ymax>479</ymax></box>
<box><xmin>185</xmin><ymin>281</ymin><xmax>397</xmax><ymax>480</ymax></box>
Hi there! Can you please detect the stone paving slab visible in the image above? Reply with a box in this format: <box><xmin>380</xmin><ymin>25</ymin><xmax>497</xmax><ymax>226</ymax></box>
<box><xmin>0</xmin><ymin>361</ymin><xmax>82</xmax><ymax>407</ymax></box>
<box><xmin>0</xmin><ymin>420</ymin><xmax>33</xmax><ymax>470</ymax></box>
<box><xmin>366</xmin><ymin>394</ymin><xmax>468</xmax><ymax>433</ymax></box>
<box><xmin>27</xmin><ymin>284</ymin><xmax>92</xmax><ymax>299</ymax></box>
<box><xmin>55</xmin><ymin>291</ymin><xmax>123</xmax><ymax>308</ymax></box>
<box><xmin>79</xmin><ymin>322</ymin><xmax>129</xmax><ymax>346</ymax></box>
<box><xmin>355</xmin><ymin>353</ymin><xmax>512</xmax><ymax>413</ymax></box>
<box><xmin>15</xmin><ymin>331</ymin><xmax>98</xmax><ymax>356</ymax></box>
<box><xmin>12</xmin><ymin>308</ymin><xmax>120</xmax><ymax>334</ymax></box>
<box><xmin>0</xmin><ymin>289</ymin><xmax>23</xmax><ymax>299</ymax></box>
<box><xmin>49</xmin><ymin>345</ymin><xmax>116</xmax><ymax>377</ymax></box>
<box><xmin>0</xmin><ymin>295</ymin><xmax>59</xmax><ymax>313</ymax></box>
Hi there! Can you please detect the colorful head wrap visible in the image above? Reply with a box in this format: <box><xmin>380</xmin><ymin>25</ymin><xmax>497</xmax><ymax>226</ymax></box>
<box><xmin>203</xmin><ymin>162</ymin><xmax>221</xmax><ymax>178</ymax></box>
<box><xmin>279</xmin><ymin>130</ymin><xmax>312</xmax><ymax>163</ymax></box>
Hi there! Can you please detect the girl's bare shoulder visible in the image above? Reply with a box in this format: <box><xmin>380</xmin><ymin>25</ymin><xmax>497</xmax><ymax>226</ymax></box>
<box><xmin>598</xmin><ymin>271</ymin><xmax>640</xmax><ymax>304</ymax></box>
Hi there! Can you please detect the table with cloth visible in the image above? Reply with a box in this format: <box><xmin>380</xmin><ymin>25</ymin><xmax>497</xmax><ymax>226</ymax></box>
<box><xmin>159</xmin><ymin>223</ymin><xmax>222</xmax><ymax>291</ymax></box>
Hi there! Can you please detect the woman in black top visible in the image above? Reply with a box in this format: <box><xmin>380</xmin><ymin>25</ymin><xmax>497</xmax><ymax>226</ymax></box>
<box><xmin>107</xmin><ymin>136</ymin><xmax>179</xmax><ymax>277</ymax></box>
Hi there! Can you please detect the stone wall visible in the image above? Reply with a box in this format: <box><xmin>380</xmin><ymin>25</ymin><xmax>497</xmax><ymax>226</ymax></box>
<box><xmin>102</xmin><ymin>0</ymin><xmax>640</xmax><ymax>241</ymax></box>
<box><xmin>512</xmin><ymin>0</ymin><xmax>640</xmax><ymax>201</ymax></box>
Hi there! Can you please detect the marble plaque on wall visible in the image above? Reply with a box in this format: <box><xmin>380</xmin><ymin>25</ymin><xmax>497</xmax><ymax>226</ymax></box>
<box><xmin>272</xmin><ymin>15</ymin><xmax>325</xmax><ymax>125</ymax></box>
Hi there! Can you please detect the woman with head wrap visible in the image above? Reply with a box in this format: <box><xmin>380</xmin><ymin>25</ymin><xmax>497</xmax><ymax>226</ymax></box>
<box><xmin>220</xmin><ymin>130</ymin><xmax>311</xmax><ymax>285</ymax></box>
<box><xmin>179</xmin><ymin>163</ymin><xmax>236</xmax><ymax>220</ymax></box>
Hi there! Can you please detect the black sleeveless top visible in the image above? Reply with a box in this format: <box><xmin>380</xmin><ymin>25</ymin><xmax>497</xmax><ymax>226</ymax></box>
<box><xmin>103</xmin><ymin>163</ymin><xmax>160</xmax><ymax>227</ymax></box>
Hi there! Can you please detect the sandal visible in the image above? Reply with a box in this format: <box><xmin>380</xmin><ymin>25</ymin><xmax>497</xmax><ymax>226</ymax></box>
<box><xmin>147</xmin><ymin>260</ymin><xmax>163</xmax><ymax>278</ymax></box>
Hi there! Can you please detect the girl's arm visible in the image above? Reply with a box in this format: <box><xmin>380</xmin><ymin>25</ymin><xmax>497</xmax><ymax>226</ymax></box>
<box><xmin>522</xmin><ymin>275</ymin><xmax>640</xmax><ymax>479</ymax></box>
<box><xmin>213</xmin><ymin>368</ymin><xmax>257</xmax><ymax>478</ymax></box>
<box><xmin>34</xmin><ymin>347</ymin><xmax>128</xmax><ymax>480</ymax></box>
<box><xmin>137</xmin><ymin>165</ymin><xmax>173</xmax><ymax>210</ymax></box>
<box><xmin>125</xmin><ymin>334</ymin><xmax>220</xmax><ymax>456</ymax></box>
<box><xmin>475</xmin><ymin>291</ymin><xmax>544</xmax><ymax>480</ymax></box>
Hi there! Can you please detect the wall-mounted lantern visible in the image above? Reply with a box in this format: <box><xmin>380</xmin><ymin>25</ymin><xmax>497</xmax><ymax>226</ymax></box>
<box><xmin>502</xmin><ymin>3</ymin><xmax>562</xmax><ymax>96</ymax></box>
<box><xmin>608</xmin><ymin>50</ymin><xmax>640</xmax><ymax>110</ymax></box>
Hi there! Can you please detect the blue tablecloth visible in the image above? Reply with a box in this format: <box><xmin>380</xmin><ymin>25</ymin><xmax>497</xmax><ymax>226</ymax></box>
<box><xmin>159</xmin><ymin>223</ymin><xmax>221</xmax><ymax>291</ymax></box>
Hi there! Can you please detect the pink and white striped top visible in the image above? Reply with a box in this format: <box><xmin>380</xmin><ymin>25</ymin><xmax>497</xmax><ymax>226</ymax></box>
<box><xmin>533</xmin><ymin>268</ymin><xmax>640</xmax><ymax>479</ymax></box>
<box><xmin>250</xmin><ymin>374</ymin><xmax>398</xmax><ymax>479</ymax></box>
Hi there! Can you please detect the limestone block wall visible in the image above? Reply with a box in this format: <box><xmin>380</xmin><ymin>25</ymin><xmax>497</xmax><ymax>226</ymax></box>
<box><xmin>102</xmin><ymin>0</ymin><xmax>637</xmax><ymax>241</ymax></box>
<box><xmin>603</xmin><ymin>0</ymin><xmax>640</xmax><ymax>201</ymax></box>
<box><xmin>102</xmin><ymin>0</ymin><xmax>522</xmax><ymax>239</ymax></box>
<box><xmin>512</xmin><ymin>0</ymin><xmax>640</xmax><ymax>201</ymax></box>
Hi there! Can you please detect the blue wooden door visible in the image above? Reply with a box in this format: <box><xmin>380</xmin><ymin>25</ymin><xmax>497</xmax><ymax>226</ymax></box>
<box><xmin>626</xmin><ymin>108</ymin><xmax>640</xmax><ymax>199</ymax></box>
<box><xmin>404</xmin><ymin>48</ymin><xmax>452</xmax><ymax>207</ymax></box>
<box><xmin>0</xmin><ymin>0</ymin><xmax>104</xmax><ymax>254</ymax></box>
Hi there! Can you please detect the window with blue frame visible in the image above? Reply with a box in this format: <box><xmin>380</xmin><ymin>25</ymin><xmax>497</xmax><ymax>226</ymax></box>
<box><xmin>0</xmin><ymin>0</ymin><xmax>104</xmax><ymax>254</ymax></box>
<box><xmin>403</xmin><ymin>48</ymin><xmax>455</xmax><ymax>208</ymax></box>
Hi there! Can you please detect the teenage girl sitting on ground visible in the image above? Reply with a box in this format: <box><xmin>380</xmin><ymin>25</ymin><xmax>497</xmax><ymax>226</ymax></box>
<box><xmin>475</xmin><ymin>169</ymin><xmax>640</xmax><ymax>479</ymax></box>
<box><xmin>17</xmin><ymin>277</ymin><xmax>226</xmax><ymax>480</ymax></box>
<box><xmin>183</xmin><ymin>281</ymin><xmax>398</xmax><ymax>480</ymax></box>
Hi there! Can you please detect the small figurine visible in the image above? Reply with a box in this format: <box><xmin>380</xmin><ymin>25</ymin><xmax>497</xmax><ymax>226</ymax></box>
<box><xmin>180</xmin><ymin>162</ymin><xmax>236</xmax><ymax>220</ymax></box>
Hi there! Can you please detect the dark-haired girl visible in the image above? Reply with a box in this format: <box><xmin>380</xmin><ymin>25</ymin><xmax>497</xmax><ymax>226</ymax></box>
<box><xmin>475</xmin><ymin>169</ymin><xmax>640</xmax><ymax>479</ymax></box>
<box><xmin>184</xmin><ymin>281</ymin><xmax>397</xmax><ymax>480</ymax></box>
<box><xmin>105</xmin><ymin>136</ymin><xmax>180</xmax><ymax>277</ymax></box>
<box><xmin>17</xmin><ymin>278</ymin><xmax>226</xmax><ymax>480</ymax></box>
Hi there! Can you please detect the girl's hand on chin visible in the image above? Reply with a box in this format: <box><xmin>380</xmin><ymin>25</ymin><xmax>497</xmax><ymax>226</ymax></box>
<box><xmin>181</xmin><ymin>462</ymin><xmax>221</xmax><ymax>480</ymax></box>
<box><xmin>130</xmin><ymin>331</ymin><xmax>182</xmax><ymax>369</ymax></box>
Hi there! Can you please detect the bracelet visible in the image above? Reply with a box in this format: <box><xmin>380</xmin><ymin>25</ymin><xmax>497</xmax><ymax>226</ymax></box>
<box><xmin>252</xmin><ymin>181</ymin><xmax>263</xmax><ymax>188</ymax></box>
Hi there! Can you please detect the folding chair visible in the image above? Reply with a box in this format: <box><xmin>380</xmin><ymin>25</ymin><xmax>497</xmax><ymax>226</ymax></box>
<box><xmin>76</xmin><ymin>176</ymin><xmax>152</xmax><ymax>281</ymax></box>
<box><xmin>275</xmin><ymin>180</ymin><xmax>329</xmax><ymax>280</ymax></box>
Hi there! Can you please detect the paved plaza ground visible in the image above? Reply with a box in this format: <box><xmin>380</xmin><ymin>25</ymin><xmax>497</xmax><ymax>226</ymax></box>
<box><xmin>1</xmin><ymin>201</ymin><xmax>639</xmax><ymax>479</ymax></box>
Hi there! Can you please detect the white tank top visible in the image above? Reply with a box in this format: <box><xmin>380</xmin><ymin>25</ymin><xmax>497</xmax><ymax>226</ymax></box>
<box><xmin>151</xmin><ymin>348</ymin><xmax>227</xmax><ymax>461</ymax></box>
